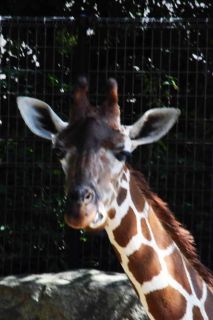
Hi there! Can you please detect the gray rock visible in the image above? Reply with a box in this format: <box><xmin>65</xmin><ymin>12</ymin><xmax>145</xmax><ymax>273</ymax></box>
<box><xmin>0</xmin><ymin>269</ymin><xmax>149</xmax><ymax>320</ymax></box>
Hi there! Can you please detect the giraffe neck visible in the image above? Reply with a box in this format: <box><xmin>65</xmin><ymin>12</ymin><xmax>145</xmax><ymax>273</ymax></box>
<box><xmin>105</xmin><ymin>168</ymin><xmax>213</xmax><ymax>320</ymax></box>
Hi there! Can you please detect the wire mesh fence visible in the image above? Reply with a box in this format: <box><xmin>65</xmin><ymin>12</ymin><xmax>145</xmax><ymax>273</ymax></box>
<box><xmin>0</xmin><ymin>17</ymin><xmax>212</xmax><ymax>276</ymax></box>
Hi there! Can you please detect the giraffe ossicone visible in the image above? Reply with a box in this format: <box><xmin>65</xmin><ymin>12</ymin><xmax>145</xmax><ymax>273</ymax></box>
<box><xmin>17</xmin><ymin>78</ymin><xmax>213</xmax><ymax>320</ymax></box>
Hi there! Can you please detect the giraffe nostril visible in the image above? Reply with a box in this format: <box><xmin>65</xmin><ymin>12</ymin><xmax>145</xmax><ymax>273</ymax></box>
<box><xmin>84</xmin><ymin>189</ymin><xmax>94</xmax><ymax>204</ymax></box>
<box><xmin>68</xmin><ymin>186</ymin><xmax>95</xmax><ymax>204</ymax></box>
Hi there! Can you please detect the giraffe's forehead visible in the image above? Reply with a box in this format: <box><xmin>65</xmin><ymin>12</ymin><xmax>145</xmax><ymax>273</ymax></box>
<box><xmin>56</xmin><ymin>116</ymin><xmax>124</xmax><ymax>152</ymax></box>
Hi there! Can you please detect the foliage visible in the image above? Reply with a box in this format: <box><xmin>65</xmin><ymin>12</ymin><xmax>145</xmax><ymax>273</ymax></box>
<box><xmin>0</xmin><ymin>0</ymin><xmax>213</xmax><ymax>18</ymax></box>
<box><xmin>56</xmin><ymin>29</ymin><xmax>78</xmax><ymax>57</ymax></box>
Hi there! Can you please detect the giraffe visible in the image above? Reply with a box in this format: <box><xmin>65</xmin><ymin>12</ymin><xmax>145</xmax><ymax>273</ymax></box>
<box><xmin>17</xmin><ymin>78</ymin><xmax>213</xmax><ymax>320</ymax></box>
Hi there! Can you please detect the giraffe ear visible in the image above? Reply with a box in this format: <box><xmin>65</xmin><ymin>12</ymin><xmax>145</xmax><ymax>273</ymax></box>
<box><xmin>126</xmin><ymin>108</ymin><xmax>180</xmax><ymax>151</ymax></box>
<box><xmin>17</xmin><ymin>97</ymin><xmax>68</xmax><ymax>140</ymax></box>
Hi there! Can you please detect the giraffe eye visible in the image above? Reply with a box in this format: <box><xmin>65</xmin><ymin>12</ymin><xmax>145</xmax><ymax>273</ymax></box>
<box><xmin>115</xmin><ymin>151</ymin><xmax>131</xmax><ymax>162</ymax></box>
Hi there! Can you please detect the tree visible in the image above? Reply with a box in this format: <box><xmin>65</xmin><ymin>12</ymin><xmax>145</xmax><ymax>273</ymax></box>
<box><xmin>0</xmin><ymin>0</ymin><xmax>212</xmax><ymax>18</ymax></box>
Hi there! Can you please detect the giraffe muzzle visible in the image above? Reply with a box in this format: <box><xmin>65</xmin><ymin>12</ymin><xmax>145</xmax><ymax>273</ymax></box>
<box><xmin>64</xmin><ymin>186</ymin><xmax>107</xmax><ymax>230</ymax></box>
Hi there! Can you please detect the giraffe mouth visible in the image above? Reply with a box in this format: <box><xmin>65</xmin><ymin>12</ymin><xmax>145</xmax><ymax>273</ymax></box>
<box><xmin>89</xmin><ymin>203</ymin><xmax>107</xmax><ymax>229</ymax></box>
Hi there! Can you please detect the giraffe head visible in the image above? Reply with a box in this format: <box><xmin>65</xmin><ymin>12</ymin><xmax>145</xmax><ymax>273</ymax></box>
<box><xmin>17</xmin><ymin>78</ymin><xmax>180</xmax><ymax>231</ymax></box>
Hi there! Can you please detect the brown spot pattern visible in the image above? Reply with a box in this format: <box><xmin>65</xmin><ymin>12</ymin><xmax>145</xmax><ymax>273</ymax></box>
<box><xmin>148</xmin><ymin>210</ymin><xmax>173</xmax><ymax>249</ymax></box>
<box><xmin>192</xmin><ymin>306</ymin><xmax>204</xmax><ymax>320</ymax></box>
<box><xmin>146</xmin><ymin>286</ymin><xmax>187</xmax><ymax>320</ymax></box>
<box><xmin>128</xmin><ymin>244</ymin><xmax>161</xmax><ymax>284</ymax></box>
<box><xmin>108</xmin><ymin>208</ymin><xmax>116</xmax><ymax>219</ymax></box>
<box><xmin>113</xmin><ymin>207</ymin><xmax>137</xmax><ymax>247</ymax></box>
<box><xmin>129</xmin><ymin>175</ymin><xmax>145</xmax><ymax>212</ymax></box>
<box><xmin>131</xmin><ymin>169</ymin><xmax>213</xmax><ymax>288</ymax></box>
<box><xmin>186</xmin><ymin>260</ymin><xmax>203</xmax><ymax>299</ymax></box>
<box><xmin>117</xmin><ymin>187</ymin><xmax>127</xmax><ymax>206</ymax></box>
<box><xmin>204</xmin><ymin>287</ymin><xmax>213</xmax><ymax>317</ymax></box>
<box><xmin>165</xmin><ymin>249</ymin><xmax>192</xmax><ymax>294</ymax></box>
<box><xmin>141</xmin><ymin>218</ymin><xmax>151</xmax><ymax>241</ymax></box>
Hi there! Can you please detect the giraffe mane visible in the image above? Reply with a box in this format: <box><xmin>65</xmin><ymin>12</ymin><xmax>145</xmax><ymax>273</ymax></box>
<box><xmin>130</xmin><ymin>168</ymin><xmax>213</xmax><ymax>288</ymax></box>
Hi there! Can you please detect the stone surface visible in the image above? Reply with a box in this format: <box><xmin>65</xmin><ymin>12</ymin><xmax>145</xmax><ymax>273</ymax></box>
<box><xmin>0</xmin><ymin>269</ymin><xmax>149</xmax><ymax>320</ymax></box>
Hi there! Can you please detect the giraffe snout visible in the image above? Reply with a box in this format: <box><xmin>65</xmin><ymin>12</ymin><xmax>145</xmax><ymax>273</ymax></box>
<box><xmin>68</xmin><ymin>186</ymin><xmax>95</xmax><ymax>205</ymax></box>
<box><xmin>64</xmin><ymin>185</ymin><xmax>98</xmax><ymax>229</ymax></box>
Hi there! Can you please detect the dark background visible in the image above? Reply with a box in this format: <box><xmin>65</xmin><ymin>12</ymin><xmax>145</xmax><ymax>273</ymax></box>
<box><xmin>0</xmin><ymin>2</ymin><xmax>213</xmax><ymax>276</ymax></box>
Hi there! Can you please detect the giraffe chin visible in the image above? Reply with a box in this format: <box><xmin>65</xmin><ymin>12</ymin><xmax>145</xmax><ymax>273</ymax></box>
<box><xmin>64</xmin><ymin>202</ymin><xmax>107</xmax><ymax>231</ymax></box>
<box><xmin>64</xmin><ymin>211</ymin><xmax>96</xmax><ymax>230</ymax></box>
